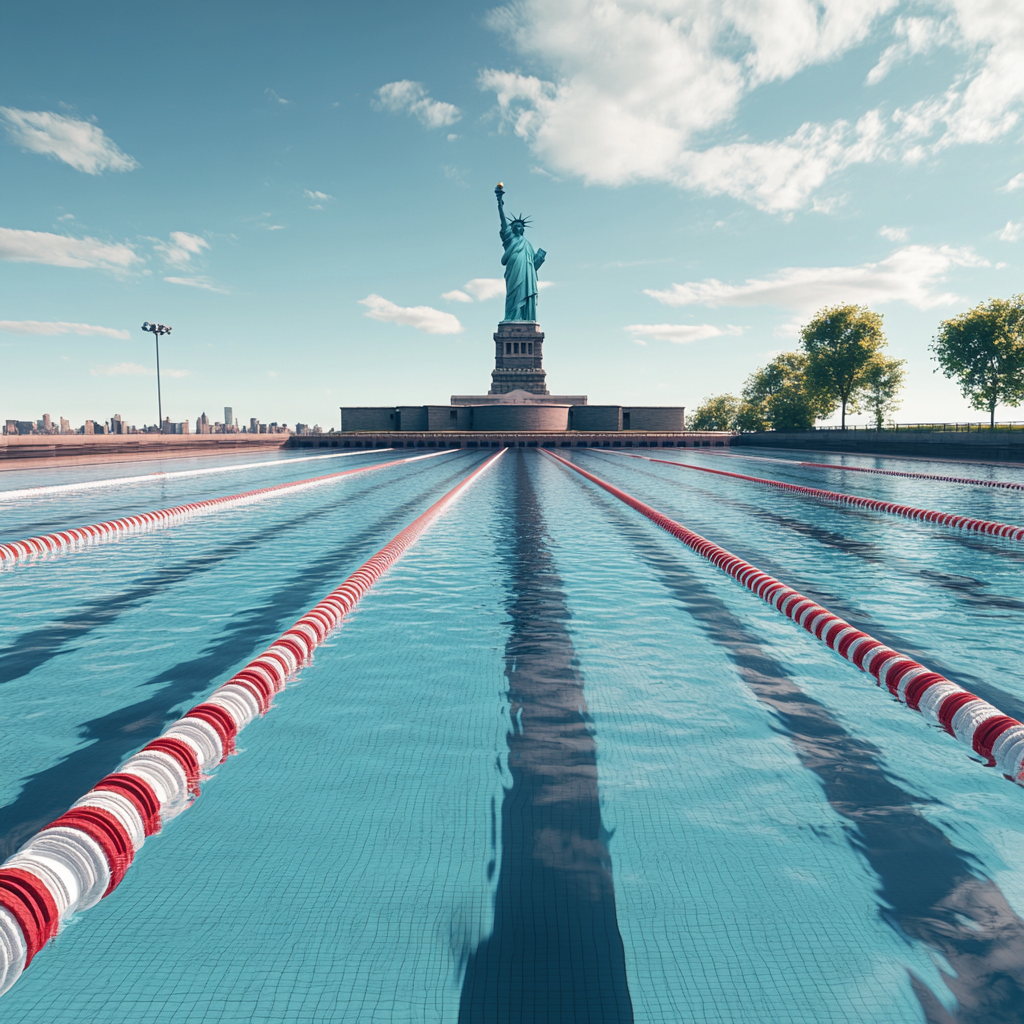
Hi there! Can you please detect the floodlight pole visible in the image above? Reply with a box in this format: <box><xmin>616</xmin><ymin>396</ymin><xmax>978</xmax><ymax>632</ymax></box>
<box><xmin>142</xmin><ymin>322</ymin><xmax>172</xmax><ymax>428</ymax></box>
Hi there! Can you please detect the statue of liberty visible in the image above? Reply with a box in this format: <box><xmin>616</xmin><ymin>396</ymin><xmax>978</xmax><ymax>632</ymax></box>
<box><xmin>496</xmin><ymin>183</ymin><xmax>546</xmax><ymax>322</ymax></box>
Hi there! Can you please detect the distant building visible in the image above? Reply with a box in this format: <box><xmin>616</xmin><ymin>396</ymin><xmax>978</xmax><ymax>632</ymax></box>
<box><xmin>340</xmin><ymin>318</ymin><xmax>684</xmax><ymax>434</ymax></box>
<box><xmin>224</xmin><ymin>407</ymin><xmax>232</xmax><ymax>426</ymax></box>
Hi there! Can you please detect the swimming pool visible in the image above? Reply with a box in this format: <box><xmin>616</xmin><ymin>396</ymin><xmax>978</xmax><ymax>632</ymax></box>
<box><xmin>1</xmin><ymin>446</ymin><xmax>1022</xmax><ymax>1022</ymax></box>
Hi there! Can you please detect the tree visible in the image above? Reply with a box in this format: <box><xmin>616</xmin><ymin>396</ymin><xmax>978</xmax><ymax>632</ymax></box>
<box><xmin>800</xmin><ymin>304</ymin><xmax>886</xmax><ymax>428</ymax></box>
<box><xmin>690</xmin><ymin>393</ymin><xmax>739</xmax><ymax>431</ymax></box>
<box><xmin>741</xmin><ymin>352</ymin><xmax>830</xmax><ymax>431</ymax></box>
<box><xmin>733</xmin><ymin>400</ymin><xmax>768</xmax><ymax>433</ymax></box>
<box><xmin>931</xmin><ymin>295</ymin><xmax>1024</xmax><ymax>427</ymax></box>
<box><xmin>860</xmin><ymin>356</ymin><xmax>907</xmax><ymax>429</ymax></box>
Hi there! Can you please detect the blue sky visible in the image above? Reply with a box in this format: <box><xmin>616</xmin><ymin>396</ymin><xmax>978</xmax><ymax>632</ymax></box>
<box><xmin>1</xmin><ymin>0</ymin><xmax>1021</xmax><ymax>430</ymax></box>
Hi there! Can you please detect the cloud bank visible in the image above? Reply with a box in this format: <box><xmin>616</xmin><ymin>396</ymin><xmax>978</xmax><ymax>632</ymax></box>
<box><xmin>0</xmin><ymin>227</ymin><xmax>141</xmax><ymax>270</ymax></box>
<box><xmin>477</xmin><ymin>0</ymin><xmax>1024</xmax><ymax>211</ymax></box>
<box><xmin>626</xmin><ymin>323</ymin><xmax>744</xmax><ymax>344</ymax></box>
<box><xmin>644</xmin><ymin>245</ymin><xmax>988</xmax><ymax>312</ymax></box>
<box><xmin>164</xmin><ymin>275</ymin><xmax>227</xmax><ymax>293</ymax></box>
<box><xmin>0</xmin><ymin>320</ymin><xmax>131</xmax><ymax>339</ymax></box>
<box><xmin>374</xmin><ymin>81</ymin><xmax>461</xmax><ymax>129</ymax></box>
<box><xmin>359</xmin><ymin>294</ymin><xmax>463</xmax><ymax>334</ymax></box>
<box><xmin>0</xmin><ymin>107</ymin><xmax>138</xmax><ymax>174</ymax></box>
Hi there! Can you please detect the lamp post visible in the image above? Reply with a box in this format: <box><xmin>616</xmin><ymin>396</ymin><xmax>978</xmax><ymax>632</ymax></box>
<box><xmin>141</xmin><ymin>322</ymin><xmax>172</xmax><ymax>428</ymax></box>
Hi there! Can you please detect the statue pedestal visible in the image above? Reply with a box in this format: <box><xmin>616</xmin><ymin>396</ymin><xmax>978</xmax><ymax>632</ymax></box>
<box><xmin>489</xmin><ymin>322</ymin><xmax>547</xmax><ymax>395</ymax></box>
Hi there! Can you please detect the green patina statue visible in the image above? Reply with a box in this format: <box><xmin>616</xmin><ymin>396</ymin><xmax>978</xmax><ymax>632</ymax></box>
<box><xmin>496</xmin><ymin>183</ymin><xmax>546</xmax><ymax>323</ymax></box>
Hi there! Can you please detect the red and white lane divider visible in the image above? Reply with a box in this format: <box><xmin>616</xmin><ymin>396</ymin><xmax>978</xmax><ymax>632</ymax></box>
<box><xmin>603</xmin><ymin>450</ymin><xmax>1024</xmax><ymax>541</ymax></box>
<box><xmin>543</xmin><ymin>450</ymin><xmax>1024</xmax><ymax>786</ymax></box>
<box><xmin>693</xmin><ymin>448</ymin><xmax>1024</xmax><ymax>491</ymax></box>
<box><xmin>0</xmin><ymin>451</ymin><xmax>452</xmax><ymax>567</ymax></box>
<box><xmin>0</xmin><ymin>449</ymin><xmax>504</xmax><ymax>998</ymax></box>
<box><xmin>0</xmin><ymin>449</ymin><xmax>393</xmax><ymax>503</ymax></box>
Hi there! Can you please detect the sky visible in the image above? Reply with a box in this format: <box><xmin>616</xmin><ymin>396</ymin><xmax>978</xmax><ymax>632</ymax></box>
<box><xmin>1</xmin><ymin>0</ymin><xmax>1022</xmax><ymax>431</ymax></box>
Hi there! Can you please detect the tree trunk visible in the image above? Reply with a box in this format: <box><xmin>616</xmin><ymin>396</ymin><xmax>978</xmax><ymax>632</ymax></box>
<box><xmin>841</xmin><ymin>397</ymin><xmax>847</xmax><ymax>429</ymax></box>
<box><xmin>990</xmin><ymin>401</ymin><xmax>996</xmax><ymax>429</ymax></box>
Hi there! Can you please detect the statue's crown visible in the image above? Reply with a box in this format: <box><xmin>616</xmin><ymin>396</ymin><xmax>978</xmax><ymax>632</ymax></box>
<box><xmin>509</xmin><ymin>212</ymin><xmax>531</xmax><ymax>228</ymax></box>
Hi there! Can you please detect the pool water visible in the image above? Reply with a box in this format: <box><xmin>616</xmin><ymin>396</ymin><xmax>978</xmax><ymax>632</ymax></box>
<box><xmin>1</xmin><ymin>446</ymin><xmax>1022</xmax><ymax>1023</ymax></box>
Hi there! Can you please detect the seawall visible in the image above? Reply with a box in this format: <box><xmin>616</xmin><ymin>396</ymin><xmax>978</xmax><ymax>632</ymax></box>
<box><xmin>0</xmin><ymin>434</ymin><xmax>289</xmax><ymax>471</ymax></box>
<box><xmin>737</xmin><ymin>430</ymin><xmax>1024</xmax><ymax>464</ymax></box>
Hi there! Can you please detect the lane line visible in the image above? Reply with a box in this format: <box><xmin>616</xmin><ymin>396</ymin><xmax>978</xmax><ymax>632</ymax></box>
<box><xmin>600</xmin><ymin>449</ymin><xmax>1024</xmax><ymax>541</ymax></box>
<box><xmin>689</xmin><ymin>448</ymin><xmax>1024</xmax><ymax>491</ymax></box>
<box><xmin>542</xmin><ymin>449</ymin><xmax>1024</xmax><ymax>787</ymax></box>
<box><xmin>0</xmin><ymin>448</ymin><xmax>504</xmax><ymax>997</ymax></box>
<box><xmin>0</xmin><ymin>451</ymin><xmax>453</xmax><ymax>567</ymax></box>
<box><xmin>0</xmin><ymin>449</ymin><xmax>393</xmax><ymax>502</ymax></box>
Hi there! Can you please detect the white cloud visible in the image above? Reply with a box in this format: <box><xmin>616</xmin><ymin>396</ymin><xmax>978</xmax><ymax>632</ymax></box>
<box><xmin>0</xmin><ymin>227</ymin><xmax>141</xmax><ymax>270</ymax></box>
<box><xmin>90</xmin><ymin>361</ymin><xmax>190</xmax><ymax>378</ymax></box>
<box><xmin>304</xmin><ymin>189</ymin><xmax>333</xmax><ymax>210</ymax></box>
<box><xmin>442</xmin><ymin>277</ymin><xmax>554</xmax><ymax>303</ymax></box>
<box><xmin>1001</xmin><ymin>172</ymin><xmax>1024</xmax><ymax>192</ymax></box>
<box><xmin>626</xmin><ymin>323</ymin><xmax>744</xmax><ymax>344</ymax></box>
<box><xmin>866</xmin><ymin>16</ymin><xmax>954</xmax><ymax>86</ymax></box>
<box><xmin>265</xmin><ymin>88</ymin><xmax>290</xmax><ymax>105</ymax></box>
<box><xmin>358</xmin><ymin>294</ymin><xmax>463</xmax><ymax>335</ymax></box>
<box><xmin>891</xmin><ymin>3</ymin><xmax>1024</xmax><ymax>154</ymax></box>
<box><xmin>999</xmin><ymin>221</ymin><xmax>1023</xmax><ymax>242</ymax></box>
<box><xmin>477</xmin><ymin>0</ymin><xmax>1024</xmax><ymax>210</ymax></box>
<box><xmin>0</xmin><ymin>320</ymin><xmax>131</xmax><ymax>339</ymax></box>
<box><xmin>477</xmin><ymin>1</ymin><xmax>895</xmax><ymax>211</ymax></box>
<box><xmin>879</xmin><ymin>225</ymin><xmax>908</xmax><ymax>241</ymax></box>
<box><xmin>153</xmin><ymin>231</ymin><xmax>209</xmax><ymax>267</ymax></box>
<box><xmin>644</xmin><ymin>245</ymin><xmax>988</xmax><ymax>312</ymax></box>
<box><xmin>447</xmin><ymin>278</ymin><xmax>505</xmax><ymax>302</ymax></box>
<box><xmin>0</xmin><ymin>107</ymin><xmax>138</xmax><ymax>174</ymax></box>
<box><xmin>164</xmin><ymin>275</ymin><xmax>227</xmax><ymax>293</ymax></box>
<box><xmin>374</xmin><ymin>81</ymin><xmax>461</xmax><ymax>129</ymax></box>
<box><xmin>679</xmin><ymin>111</ymin><xmax>885</xmax><ymax>214</ymax></box>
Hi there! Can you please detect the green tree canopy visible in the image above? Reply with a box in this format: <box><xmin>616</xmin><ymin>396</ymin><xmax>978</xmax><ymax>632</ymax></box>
<box><xmin>800</xmin><ymin>304</ymin><xmax>886</xmax><ymax>428</ymax></box>
<box><xmin>860</xmin><ymin>356</ymin><xmax>907</xmax><ymax>429</ymax></box>
<box><xmin>931</xmin><ymin>295</ymin><xmax>1024</xmax><ymax>427</ymax></box>
<box><xmin>740</xmin><ymin>352</ymin><xmax>829</xmax><ymax>431</ymax></box>
<box><xmin>689</xmin><ymin>393</ymin><xmax>739</xmax><ymax>431</ymax></box>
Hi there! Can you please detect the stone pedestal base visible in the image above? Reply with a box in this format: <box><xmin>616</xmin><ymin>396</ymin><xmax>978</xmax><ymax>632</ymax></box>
<box><xmin>490</xmin><ymin>322</ymin><xmax>547</xmax><ymax>395</ymax></box>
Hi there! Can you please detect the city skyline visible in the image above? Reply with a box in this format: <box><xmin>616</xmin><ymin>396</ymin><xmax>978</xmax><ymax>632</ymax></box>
<box><xmin>1</xmin><ymin>0</ymin><xmax>1022</xmax><ymax>428</ymax></box>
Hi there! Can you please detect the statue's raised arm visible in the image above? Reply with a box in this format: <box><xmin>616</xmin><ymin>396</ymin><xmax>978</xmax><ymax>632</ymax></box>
<box><xmin>496</xmin><ymin>182</ymin><xmax>508</xmax><ymax>234</ymax></box>
<box><xmin>495</xmin><ymin>183</ymin><xmax>545</xmax><ymax>322</ymax></box>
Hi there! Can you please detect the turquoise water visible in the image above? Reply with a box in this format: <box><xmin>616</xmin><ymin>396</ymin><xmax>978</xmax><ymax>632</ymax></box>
<box><xmin>1</xmin><ymin>447</ymin><xmax>1022</xmax><ymax>1023</ymax></box>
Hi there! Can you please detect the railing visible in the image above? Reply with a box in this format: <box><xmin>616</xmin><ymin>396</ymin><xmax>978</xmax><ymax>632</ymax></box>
<box><xmin>813</xmin><ymin>422</ymin><xmax>1024</xmax><ymax>433</ymax></box>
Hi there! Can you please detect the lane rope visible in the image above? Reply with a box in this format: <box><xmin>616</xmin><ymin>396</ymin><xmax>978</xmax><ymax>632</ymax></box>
<box><xmin>0</xmin><ymin>449</ymin><xmax>394</xmax><ymax>503</ymax></box>
<box><xmin>692</xmin><ymin>449</ymin><xmax>1024</xmax><ymax>491</ymax></box>
<box><xmin>0</xmin><ymin>451</ymin><xmax>453</xmax><ymax>567</ymax></box>
<box><xmin>542</xmin><ymin>450</ymin><xmax>1024</xmax><ymax>787</ymax></box>
<box><xmin>0</xmin><ymin>448</ymin><xmax>505</xmax><ymax>998</ymax></box>
<box><xmin>601</xmin><ymin>450</ymin><xmax>1024</xmax><ymax>541</ymax></box>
